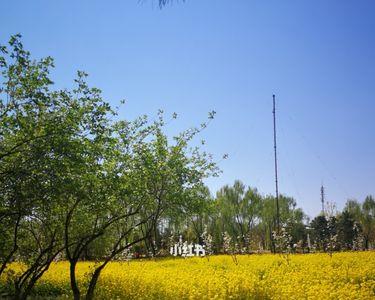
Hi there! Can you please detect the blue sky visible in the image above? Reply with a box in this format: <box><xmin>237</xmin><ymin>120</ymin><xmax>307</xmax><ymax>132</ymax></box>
<box><xmin>1</xmin><ymin>0</ymin><xmax>374</xmax><ymax>218</ymax></box>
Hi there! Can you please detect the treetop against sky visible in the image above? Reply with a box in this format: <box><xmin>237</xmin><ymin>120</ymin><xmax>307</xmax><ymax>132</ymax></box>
<box><xmin>1</xmin><ymin>0</ymin><xmax>374</xmax><ymax>217</ymax></box>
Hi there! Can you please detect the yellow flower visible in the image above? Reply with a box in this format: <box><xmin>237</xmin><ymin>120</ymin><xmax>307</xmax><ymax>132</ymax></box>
<box><xmin>1</xmin><ymin>252</ymin><xmax>374</xmax><ymax>299</ymax></box>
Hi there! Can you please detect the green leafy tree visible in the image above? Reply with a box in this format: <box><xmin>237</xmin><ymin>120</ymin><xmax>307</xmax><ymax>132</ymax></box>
<box><xmin>337</xmin><ymin>210</ymin><xmax>358</xmax><ymax>250</ymax></box>
<box><xmin>310</xmin><ymin>215</ymin><xmax>329</xmax><ymax>251</ymax></box>
<box><xmin>361</xmin><ymin>196</ymin><xmax>375</xmax><ymax>249</ymax></box>
<box><xmin>64</xmin><ymin>110</ymin><xmax>218</xmax><ymax>300</ymax></box>
<box><xmin>0</xmin><ymin>34</ymin><xmax>70</xmax><ymax>299</ymax></box>
<box><xmin>0</xmin><ymin>34</ymin><xmax>218</xmax><ymax>300</ymax></box>
<box><xmin>215</xmin><ymin>181</ymin><xmax>262</xmax><ymax>252</ymax></box>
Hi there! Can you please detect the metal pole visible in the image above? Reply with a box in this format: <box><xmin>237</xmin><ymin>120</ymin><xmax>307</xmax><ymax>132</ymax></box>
<box><xmin>321</xmin><ymin>185</ymin><xmax>325</xmax><ymax>215</ymax></box>
<box><xmin>273</xmin><ymin>95</ymin><xmax>280</xmax><ymax>233</ymax></box>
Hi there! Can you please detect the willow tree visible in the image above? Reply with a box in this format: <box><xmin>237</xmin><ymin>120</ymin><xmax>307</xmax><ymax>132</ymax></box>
<box><xmin>158</xmin><ymin>0</ymin><xmax>185</xmax><ymax>8</ymax></box>
<box><xmin>214</xmin><ymin>181</ymin><xmax>262</xmax><ymax>251</ymax></box>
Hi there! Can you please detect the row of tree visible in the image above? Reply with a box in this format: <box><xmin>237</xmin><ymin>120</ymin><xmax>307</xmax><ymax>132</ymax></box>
<box><xmin>143</xmin><ymin>181</ymin><xmax>374</xmax><ymax>257</ymax></box>
<box><xmin>310</xmin><ymin>197</ymin><xmax>375</xmax><ymax>252</ymax></box>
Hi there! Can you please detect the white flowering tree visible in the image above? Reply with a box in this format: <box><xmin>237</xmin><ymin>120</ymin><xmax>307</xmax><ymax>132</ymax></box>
<box><xmin>201</xmin><ymin>225</ymin><xmax>213</xmax><ymax>256</ymax></box>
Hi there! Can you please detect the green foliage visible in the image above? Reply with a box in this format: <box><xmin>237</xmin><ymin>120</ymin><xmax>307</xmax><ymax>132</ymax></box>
<box><xmin>158</xmin><ymin>0</ymin><xmax>185</xmax><ymax>9</ymax></box>
<box><xmin>0</xmin><ymin>35</ymin><xmax>217</xmax><ymax>300</ymax></box>
<box><xmin>0</xmin><ymin>33</ymin><xmax>71</xmax><ymax>299</ymax></box>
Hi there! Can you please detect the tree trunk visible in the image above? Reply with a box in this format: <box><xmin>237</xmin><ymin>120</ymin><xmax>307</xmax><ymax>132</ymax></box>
<box><xmin>70</xmin><ymin>260</ymin><xmax>80</xmax><ymax>300</ymax></box>
<box><xmin>14</xmin><ymin>286</ymin><xmax>22</xmax><ymax>300</ymax></box>
<box><xmin>364</xmin><ymin>235</ymin><xmax>369</xmax><ymax>250</ymax></box>
<box><xmin>85</xmin><ymin>264</ymin><xmax>106</xmax><ymax>300</ymax></box>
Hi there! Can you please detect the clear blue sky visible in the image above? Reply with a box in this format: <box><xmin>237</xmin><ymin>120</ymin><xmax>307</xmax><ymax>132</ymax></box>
<box><xmin>1</xmin><ymin>0</ymin><xmax>374</xmax><ymax>218</ymax></box>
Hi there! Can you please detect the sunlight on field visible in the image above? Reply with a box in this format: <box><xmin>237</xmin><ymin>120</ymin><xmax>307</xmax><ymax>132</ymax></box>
<box><xmin>2</xmin><ymin>252</ymin><xmax>375</xmax><ymax>299</ymax></box>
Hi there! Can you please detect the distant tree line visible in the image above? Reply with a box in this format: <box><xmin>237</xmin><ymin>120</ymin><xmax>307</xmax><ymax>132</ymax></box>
<box><xmin>134</xmin><ymin>181</ymin><xmax>374</xmax><ymax>257</ymax></box>
<box><xmin>309</xmin><ymin>196</ymin><xmax>375</xmax><ymax>252</ymax></box>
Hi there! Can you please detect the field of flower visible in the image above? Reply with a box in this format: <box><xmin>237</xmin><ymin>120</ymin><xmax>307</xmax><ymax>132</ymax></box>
<box><xmin>1</xmin><ymin>252</ymin><xmax>375</xmax><ymax>299</ymax></box>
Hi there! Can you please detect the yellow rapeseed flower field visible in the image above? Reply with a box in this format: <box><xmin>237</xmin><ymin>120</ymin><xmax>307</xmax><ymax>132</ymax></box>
<box><xmin>2</xmin><ymin>252</ymin><xmax>375</xmax><ymax>299</ymax></box>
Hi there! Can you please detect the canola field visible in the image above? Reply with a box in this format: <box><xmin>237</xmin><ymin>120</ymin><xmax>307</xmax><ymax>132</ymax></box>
<box><xmin>2</xmin><ymin>252</ymin><xmax>375</xmax><ymax>299</ymax></box>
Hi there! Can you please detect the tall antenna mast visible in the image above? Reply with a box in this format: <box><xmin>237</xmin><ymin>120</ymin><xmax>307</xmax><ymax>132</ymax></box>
<box><xmin>321</xmin><ymin>185</ymin><xmax>325</xmax><ymax>215</ymax></box>
<box><xmin>273</xmin><ymin>94</ymin><xmax>280</xmax><ymax>232</ymax></box>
